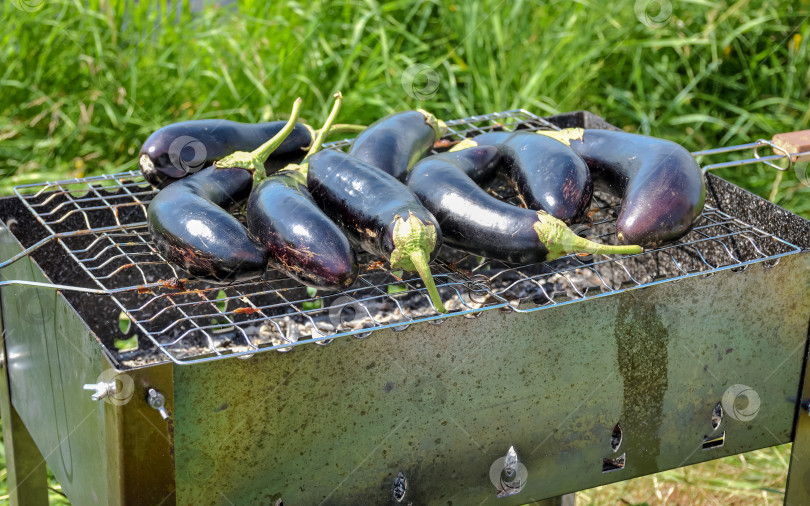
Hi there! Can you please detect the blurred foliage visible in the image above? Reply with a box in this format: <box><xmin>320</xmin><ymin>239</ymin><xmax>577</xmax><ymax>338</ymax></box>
<box><xmin>0</xmin><ymin>0</ymin><xmax>808</xmax><ymax>214</ymax></box>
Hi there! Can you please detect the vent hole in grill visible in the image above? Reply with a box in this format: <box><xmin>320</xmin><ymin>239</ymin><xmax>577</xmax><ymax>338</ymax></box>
<box><xmin>602</xmin><ymin>453</ymin><xmax>626</xmax><ymax>473</ymax></box>
<box><xmin>610</xmin><ymin>423</ymin><xmax>623</xmax><ymax>452</ymax></box>
<box><xmin>702</xmin><ymin>431</ymin><xmax>725</xmax><ymax>450</ymax></box>
<box><xmin>711</xmin><ymin>402</ymin><xmax>723</xmax><ymax>430</ymax></box>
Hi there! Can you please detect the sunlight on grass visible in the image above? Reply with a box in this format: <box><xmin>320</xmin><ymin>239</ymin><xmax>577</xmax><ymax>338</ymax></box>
<box><xmin>0</xmin><ymin>0</ymin><xmax>807</xmax><ymax>214</ymax></box>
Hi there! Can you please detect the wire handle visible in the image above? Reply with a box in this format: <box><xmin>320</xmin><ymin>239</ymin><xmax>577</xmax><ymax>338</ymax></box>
<box><xmin>694</xmin><ymin>129</ymin><xmax>810</xmax><ymax>174</ymax></box>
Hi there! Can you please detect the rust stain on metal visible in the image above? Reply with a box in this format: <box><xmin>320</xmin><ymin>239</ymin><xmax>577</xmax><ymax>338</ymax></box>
<box><xmin>233</xmin><ymin>307</ymin><xmax>258</xmax><ymax>315</ymax></box>
<box><xmin>137</xmin><ymin>286</ymin><xmax>152</xmax><ymax>294</ymax></box>
<box><xmin>433</xmin><ymin>138</ymin><xmax>452</xmax><ymax>149</ymax></box>
<box><xmin>615</xmin><ymin>294</ymin><xmax>669</xmax><ymax>471</ymax></box>
<box><xmin>159</xmin><ymin>277</ymin><xmax>187</xmax><ymax>290</ymax></box>
<box><xmin>365</xmin><ymin>260</ymin><xmax>386</xmax><ymax>271</ymax></box>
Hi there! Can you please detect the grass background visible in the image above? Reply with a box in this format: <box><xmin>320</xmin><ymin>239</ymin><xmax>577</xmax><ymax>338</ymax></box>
<box><xmin>0</xmin><ymin>0</ymin><xmax>808</xmax><ymax>503</ymax></box>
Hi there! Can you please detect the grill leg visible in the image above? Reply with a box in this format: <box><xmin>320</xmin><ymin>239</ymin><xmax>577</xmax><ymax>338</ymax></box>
<box><xmin>0</xmin><ymin>341</ymin><xmax>49</xmax><ymax>506</ymax></box>
<box><xmin>529</xmin><ymin>493</ymin><xmax>576</xmax><ymax>506</ymax></box>
<box><xmin>784</xmin><ymin>329</ymin><xmax>810</xmax><ymax>505</ymax></box>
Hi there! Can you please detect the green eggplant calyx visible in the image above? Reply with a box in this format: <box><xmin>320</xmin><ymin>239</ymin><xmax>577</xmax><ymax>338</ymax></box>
<box><xmin>304</xmin><ymin>91</ymin><xmax>344</xmax><ymax>161</ymax></box>
<box><xmin>417</xmin><ymin>109</ymin><xmax>446</xmax><ymax>138</ymax></box>
<box><xmin>532</xmin><ymin>211</ymin><xmax>643</xmax><ymax>261</ymax></box>
<box><xmin>535</xmin><ymin>128</ymin><xmax>585</xmax><ymax>147</ymax></box>
<box><xmin>448</xmin><ymin>138</ymin><xmax>479</xmax><ymax>152</ymax></box>
<box><xmin>389</xmin><ymin>212</ymin><xmax>447</xmax><ymax>313</ymax></box>
<box><xmin>280</xmin><ymin>166</ymin><xmax>307</xmax><ymax>184</ymax></box>
<box><xmin>217</xmin><ymin>97</ymin><xmax>304</xmax><ymax>181</ymax></box>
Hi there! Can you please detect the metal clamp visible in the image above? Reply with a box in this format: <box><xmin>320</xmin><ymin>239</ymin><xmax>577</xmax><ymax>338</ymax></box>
<box><xmin>147</xmin><ymin>388</ymin><xmax>170</xmax><ymax>420</ymax></box>
<box><xmin>83</xmin><ymin>381</ymin><xmax>116</xmax><ymax>401</ymax></box>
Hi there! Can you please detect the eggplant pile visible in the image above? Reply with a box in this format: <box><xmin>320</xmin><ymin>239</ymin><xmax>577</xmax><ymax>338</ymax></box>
<box><xmin>144</xmin><ymin>99</ymin><xmax>704</xmax><ymax>314</ymax></box>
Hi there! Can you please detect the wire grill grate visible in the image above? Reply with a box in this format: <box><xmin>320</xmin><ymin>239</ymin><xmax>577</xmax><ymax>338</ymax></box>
<box><xmin>11</xmin><ymin>110</ymin><xmax>803</xmax><ymax>365</ymax></box>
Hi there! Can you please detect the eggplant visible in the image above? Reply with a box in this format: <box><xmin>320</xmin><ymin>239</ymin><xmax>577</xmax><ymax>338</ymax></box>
<box><xmin>549</xmin><ymin>128</ymin><xmax>705</xmax><ymax>246</ymax></box>
<box><xmin>139</xmin><ymin>119</ymin><xmax>312</xmax><ymax>188</ymax></box>
<box><xmin>245</xmin><ymin>93</ymin><xmax>358</xmax><ymax>290</ymax></box>
<box><xmin>147</xmin><ymin>165</ymin><xmax>268</xmax><ymax>283</ymax></box>
<box><xmin>406</xmin><ymin>147</ymin><xmax>643</xmax><ymax>264</ymax></box>
<box><xmin>147</xmin><ymin>99</ymin><xmax>304</xmax><ymax>283</ymax></box>
<box><xmin>348</xmin><ymin>110</ymin><xmax>444</xmax><ymax>181</ymax></box>
<box><xmin>453</xmin><ymin>131</ymin><xmax>593</xmax><ymax>224</ymax></box>
<box><xmin>307</xmin><ymin>149</ymin><xmax>447</xmax><ymax>313</ymax></box>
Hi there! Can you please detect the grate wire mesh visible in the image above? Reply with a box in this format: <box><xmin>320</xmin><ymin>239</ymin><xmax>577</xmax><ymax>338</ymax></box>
<box><xmin>9</xmin><ymin>110</ymin><xmax>803</xmax><ymax>365</ymax></box>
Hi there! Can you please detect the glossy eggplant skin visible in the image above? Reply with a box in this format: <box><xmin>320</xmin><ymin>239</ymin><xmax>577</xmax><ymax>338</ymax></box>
<box><xmin>567</xmin><ymin>129</ymin><xmax>705</xmax><ymax>247</ymax></box>
<box><xmin>307</xmin><ymin>149</ymin><xmax>440</xmax><ymax>261</ymax></box>
<box><xmin>246</xmin><ymin>171</ymin><xmax>358</xmax><ymax>290</ymax></box>
<box><xmin>471</xmin><ymin>131</ymin><xmax>593</xmax><ymax>224</ymax></box>
<box><xmin>406</xmin><ymin>147</ymin><xmax>552</xmax><ymax>264</ymax></box>
<box><xmin>147</xmin><ymin>165</ymin><xmax>268</xmax><ymax>283</ymax></box>
<box><xmin>348</xmin><ymin>110</ymin><xmax>437</xmax><ymax>181</ymax></box>
<box><xmin>139</xmin><ymin>120</ymin><xmax>312</xmax><ymax>188</ymax></box>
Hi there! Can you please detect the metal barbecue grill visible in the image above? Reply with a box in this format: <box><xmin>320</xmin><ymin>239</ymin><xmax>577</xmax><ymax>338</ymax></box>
<box><xmin>0</xmin><ymin>110</ymin><xmax>808</xmax><ymax>505</ymax></box>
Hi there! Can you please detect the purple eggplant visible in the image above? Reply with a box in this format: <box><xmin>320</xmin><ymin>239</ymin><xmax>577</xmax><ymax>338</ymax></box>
<box><xmin>147</xmin><ymin>99</ymin><xmax>305</xmax><ymax>283</ymax></box>
<box><xmin>139</xmin><ymin>119</ymin><xmax>312</xmax><ymax>188</ymax></box>
<box><xmin>147</xmin><ymin>165</ymin><xmax>268</xmax><ymax>283</ymax></box>
<box><xmin>348</xmin><ymin>110</ymin><xmax>444</xmax><ymax>181</ymax></box>
<box><xmin>456</xmin><ymin>131</ymin><xmax>593</xmax><ymax>224</ymax></box>
<box><xmin>406</xmin><ymin>147</ymin><xmax>643</xmax><ymax>264</ymax></box>
<box><xmin>307</xmin><ymin>149</ymin><xmax>447</xmax><ymax>313</ymax></box>
<box><xmin>245</xmin><ymin>93</ymin><xmax>358</xmax><ymax>290</ymax></box>
<box><xmin>552</xmin><ymin>128</ymin><xmax>705</xmax><ymax>246</ymax></box>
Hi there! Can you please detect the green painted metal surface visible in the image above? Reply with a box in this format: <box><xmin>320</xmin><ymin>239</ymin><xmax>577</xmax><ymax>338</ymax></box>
<box><xmin>0</xmin><ymin>225</ymin><xmax>111</xmax><ymax>505</ymax></box>
<box><xmin>173</xmin><ymin>253</ymin><xmax>810</xmax><ymax>505</ymax></box>
<box><xmin>0</xmin><ymin>316</ymin><xmax>49</xmax><ymax>506</ymax></box>
<box><xmin>0</xmin><ymin>224</ymin><xmax>175</xmax><ymax>505</ymax></box>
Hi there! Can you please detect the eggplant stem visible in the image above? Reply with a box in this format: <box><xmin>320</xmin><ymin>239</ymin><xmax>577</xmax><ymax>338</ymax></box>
<box><xmin>300</xmin><ymin>124</ymin><xmax>366</xmax><ymax>152</ymax></box>
<box><xmin>417</xmin><ymin>109</ymin><xmax>447</xmax><ymax>139</ymax></box>
<box><xmin>533</xmin><ymin>211</ymin><xmax>643</xmax><ymax>261</ymax></box>
<box><xmin>409</xmin><ymin>249</ymin><xmax>447</xmax><ymax>314</ymax></box>
<box><xmin>304</xmin><ymin>91</ymin><xmax>344</xmax><ymax>160</ymax></box>
<box><xmin>216</xmin><ymin>97</ymin><xmax>303</xmax><ymax>179</ymax></box>
<box><xmin>389</xmin><ymin>212</ymin><xmax>446</xmax><ymax>313</ymax></box>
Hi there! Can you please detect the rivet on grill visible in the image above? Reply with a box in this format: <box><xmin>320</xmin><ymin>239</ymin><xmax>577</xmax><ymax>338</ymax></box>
<box><xmin>392</xmin><ymin>471</ymin><xmax>407</xmax><ymax>503</ymax></box>
<box><xmin>147</xmin><ymin>388</ymin><xmax>170</xmax><ymax>421</ymax></box>
<box><xmin>489</xmin><ymin>446</ymin><xmax>527</xmax><ymax>498</ymax></box>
